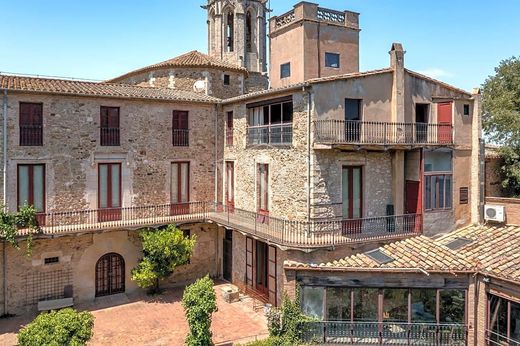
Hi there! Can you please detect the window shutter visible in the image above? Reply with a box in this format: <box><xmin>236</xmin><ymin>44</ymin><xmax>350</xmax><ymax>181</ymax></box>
<box><xmin>459</xmin><ymin>187</ymin><xmax>469</xmax><ymax>204</ymax></box>
<box><xmin>268</xmin><ymin>245</ymin><xmax>277</xmax><ymax>306</ymax></box>
<box><xmin>246</xmin><ymin>237</ymin><xmax>253</xmax><ymax>287</ymax></box>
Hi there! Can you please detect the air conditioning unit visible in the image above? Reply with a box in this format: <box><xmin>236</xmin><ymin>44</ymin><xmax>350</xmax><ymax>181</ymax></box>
<box><xmin>484</xmin><ymin>205</ymin><xmax>505</xmax><ymax>223</ymax></box>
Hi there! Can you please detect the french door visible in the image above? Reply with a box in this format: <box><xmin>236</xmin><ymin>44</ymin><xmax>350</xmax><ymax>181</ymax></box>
<box><xmin>223</xmin><ymin>229</ymin><xmax>233</xmax><ymax>281</ymax></box>
<box><xmin>257</xmin><ymin>164</ymin><xmax>269</xmax><ymax>223</ymax></box>
<box><xmin>95</xmin><ymin>253</ymin><xmax>125</xmax><ymax>297</ymax></box>
<box><xmin>171</xmin><ymin>162</ymin><xmax>190</xmax><ymax>215</ymax></box>
<box><xmin>226</xmin><ymin>162</ymin><xmax>235</xmax><ymax>212</ymax></box>
<box><xmin>345</xmin><ymin>99</ymin><xmax>362</xmax><ymax>143</ymax></box>
<box><xmin>437</xmin><ymin>102</ymin><xmax>453</xmax><ymax>143</ymax></box>
<box><xmin>98</xmin><ymin>163</ymin><xmax>122</xmax><ymax>222</ymax></box>
<box><xmin>342</xmin><ymin>166</ymin><xmax>363</xmax><ymax>234</ymax></box>
<box><xmin>17</xmin><ymin>164</ymin><xmax>46</xmax><ymax>225</ymax></box>
<box><xmin>246</xmin><ymin>238</ymin><xmax>277</xmax><ymax>306</ymax></box>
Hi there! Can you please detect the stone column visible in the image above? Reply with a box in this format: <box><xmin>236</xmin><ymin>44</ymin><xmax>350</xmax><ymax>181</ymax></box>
<box><xmin>389</xmin><ymin>43</ymin><xmax>405</xmax><ymax>123</ymax></box>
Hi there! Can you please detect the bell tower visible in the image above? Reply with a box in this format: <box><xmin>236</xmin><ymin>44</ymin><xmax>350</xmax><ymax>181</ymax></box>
<box><xmin>205</xmin><ymin>0</ymin><xmax>268</xmax><ymax>73</ymax></box>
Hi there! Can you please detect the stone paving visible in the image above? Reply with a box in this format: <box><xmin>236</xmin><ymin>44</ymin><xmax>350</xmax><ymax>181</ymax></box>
<box><xmin>0</xmin><ymin>282</ymin><xmax>268</xmax><ymax>346</ymax></box>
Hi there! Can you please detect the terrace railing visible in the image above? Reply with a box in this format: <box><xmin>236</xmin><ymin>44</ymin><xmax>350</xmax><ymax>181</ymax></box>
<box><xmin>301</xmin><ymin>321</ymin><xmax>467</xmax><ymax>345</ymax></box>
<box><xmin>486</xmin><ymin>329</ymin><xmax>520</xmax><ymax>346</ymax></box>
<box><xmin>247</xmin><ymin>124</ymin><xmax>293</xmax><ymax>146</ymax></box>
<box><xmin>100</xmin><ymin>127</ymin><xmax>120</xmax><ymax>146</ymax></box>
<box><xmin>314</xmin><ymin>120</ymin><xmax>454</xmax><ymax>146</ymax></box>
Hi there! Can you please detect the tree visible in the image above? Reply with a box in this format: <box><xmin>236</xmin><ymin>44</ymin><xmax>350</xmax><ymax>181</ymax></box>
<box><xmin>182</xmin><ymin>275</ymin><xmax>217</xmax><ymax>346</ymax></box>
<box><xmin>482</xmin><ymin>56</ymin><xmax>520</xmax><ymax>196</ymax></box>
<box><xmin>18</xmin><ymin>308</ymin><xmax>94</xmax><ymax>346</ymax></box>
<box><xmin>0</xmin><ymin>204</ymin><xmax>39</xmax><ymax>255</ymax></box>
<box><xmin>131</xmin><ymin>225</ymin><xmax>196</xmax><ymax>293</ymax></box>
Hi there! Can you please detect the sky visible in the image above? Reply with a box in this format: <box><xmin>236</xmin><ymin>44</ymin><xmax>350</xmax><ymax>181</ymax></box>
<box><xmin>2</xmin><ymin>0</ymin><xmax>519</xmax><ymax>91</ymax></box>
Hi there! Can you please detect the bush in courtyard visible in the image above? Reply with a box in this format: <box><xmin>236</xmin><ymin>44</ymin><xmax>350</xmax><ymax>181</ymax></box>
<box><xmin>182</xmin><ymin>275</ymin><xmax>217</xmax><ymax>346</ymax></box>
<box><xmin>131</xmin><ymin>225</ymin><xmax>196</xmax><ymax>293</ymax></box>
<box><xmin>18</xmin><ymin>308</ymin><xmax>94</xmax><ymax>346</ymax></box>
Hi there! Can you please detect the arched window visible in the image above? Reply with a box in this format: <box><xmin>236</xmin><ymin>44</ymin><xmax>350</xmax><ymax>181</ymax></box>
<box><xmin>95</xmin><ymin>253</ymin><xmax>125</xmax><ymax>297</ymax></box>
<box><xmin>226</xmin><ymin>11</ymin><xmax>234</xmax><ymax>52</ymax></box>
<box><xmin>246</xmin><ymin>11</ymin><xmax>253</xmax><ymax>53</ymax></box>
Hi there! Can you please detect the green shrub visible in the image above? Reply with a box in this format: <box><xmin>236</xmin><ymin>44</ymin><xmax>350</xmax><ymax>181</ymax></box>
<box><xmin>182</xmin><ymin>275</ymin><xmax>217</xmax><ymax>346</ymax></box>
<box><xmin>18</xmin><ymin>308</ymin><xmax>94</xmax><ymax>346</ymax></box>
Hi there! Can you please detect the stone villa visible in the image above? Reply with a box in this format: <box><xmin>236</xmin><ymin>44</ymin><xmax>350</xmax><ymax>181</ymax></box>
<box><xmin>2</xmin><ymin>1</ymin><xmax>516</xmax><ymax>345</ymax></box>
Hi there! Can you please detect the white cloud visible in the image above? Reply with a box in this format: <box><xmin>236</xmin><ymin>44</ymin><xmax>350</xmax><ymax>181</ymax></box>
<box><xmin>416</xmin><ymin>68</ymin><xmax>454</xmax><ymax>79</ymax></box>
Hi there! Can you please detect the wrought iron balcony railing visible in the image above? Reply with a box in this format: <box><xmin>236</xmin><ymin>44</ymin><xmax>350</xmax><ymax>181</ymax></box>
<box><xmin>172</xmin><ymin>129</ymin><xmax>189</xmax><ymax>147</ymax></box>
<box><xmin>100</xmin><ymin>127</ymin><xmax>120</xmax><ymax>146</ymax></box>
<box><xmin>17</xmin><ymin>202</ymin><xmax>422</xmax><ymax>249</ymax></box>
<box><xmin>20</xmin><ymin>125</ymin><xmax>43</xmax><ymax>146</ymax></box>
<box><xmin>314</xmin><ymin>120</ymin><xmax>454</xmax><ymax>146</ymax></box>
<box><xmin>247</xmin><ymin>124</ymin><xmax>293</xmax><ymax>146</ymax></box>
<box><xmin>300</xmin><ymin>321</ymin><xmax>467</xmax><ymax>345</ymax></box>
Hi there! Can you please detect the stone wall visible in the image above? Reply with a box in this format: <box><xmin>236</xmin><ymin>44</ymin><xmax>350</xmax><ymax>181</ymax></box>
<box><xmin>245</xmin><ymin>72</ymin><xmax>269</xmax><ymax>93</ymax></box>
<box><xmin>3</xmin><ymin>93</ymin><xmax>216</xmax><ymax>212</ymax></box>
<box><xmin>113</xmin><ymin>67</ymin><xmax>245</xmax><ymax>99</ymax></box>
<box><xmin>485</xmin><ymin>154</ymin><xmax>506</xmax><ymax>197</ymax></box>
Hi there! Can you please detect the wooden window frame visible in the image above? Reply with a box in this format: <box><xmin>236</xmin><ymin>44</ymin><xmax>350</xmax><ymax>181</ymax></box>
<box><xmin>424</xmin><ymin>172</ymin><xmax>453</xmax><ymax>211</ymax></box>
<box><xmin>257</xmin><ymin>163</ymin><xmax>269</xmax><ymax>216</ymax></box>
<box><xmin>171</xmin><ymin>161</ymin><xmax>190</xmax><ymax>204</ymax></box>
<box><xmin>172</xmin><ymin>110</ymin><xmax>189</xmax><ymax>147</ymax></box>
<box><xmin>100</xmin><ymin>106</ymin><xmax>120</xmax><ymax>146</ymax></box>
<box><xmin>280</xmin><ymin>62</ymin><xmax>291</xmax><ymax>79</ymax></box>
<box><xmin>325</xmin><ymin>52</ymin><xmax>340</xmax><ymax>68</ymax></box>
<box><xmin>19</xmin><ymin>102</ymin><xmax>43</xmax><ymax>146</ymax></box>
<box><xmin>98</xmin><ymin>163</ymin><xmax>122</xmax><ymax>210</ymax></box>
<box><xmin>17</xmin><ymin>163</ymin><xmax>46</xmax><ymax>212</ymax></box>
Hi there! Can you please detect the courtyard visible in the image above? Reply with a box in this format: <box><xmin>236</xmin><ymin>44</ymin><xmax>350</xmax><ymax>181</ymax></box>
<box><xmin>0</xmin><ymin>282</ymin><xmax>268</xmax><ymax>345</ymax></box>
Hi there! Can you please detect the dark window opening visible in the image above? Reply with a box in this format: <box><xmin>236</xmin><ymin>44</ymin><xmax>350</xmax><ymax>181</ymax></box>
<box><xmin>247</xmin><ymin>97</ymin><xmax>293</xmax><ymax>145</ymax></box>
<box><xmin>345</xmin><ymin>99</ymin><xmax>362</xmax><ymax>121</ymax></box>
<box><xmin>463</xmin><ymin>104</ymin><xmax>470</xmax><ymax>116</ymax></box>
<box><xmin>226</xmin><ymin>111</ymin><xmax>234</xmax><ymax>147</ymax></box>
<box><xmin>100</xmin><ymin>106</ymin><xmax>120</xmax><ymax>146</ymax></box>
<box><xmin>44</xmin><ymin>257</ymin><xmax>59</xmax><ymax>265</ymax></box>
<box><xmin>415</xmin><ymin>104</ymin><xmax>429</xmax><ymax>123</ymax></box>
<box><xmin>280</xmin><ymin>63</ymin><xmax>291</xmax><ymax>79</ymax></box>
<box><xmin>224</xmin><ymin>74</ymin><xmax>230</xmax><ymax>85</ymax></box>
<box><xmin>246</xmin><ymin>11</ymin><xmax>253</xmax><ymax>53</ymax></box>
<box><xmin>459</xmin><ymin>187</ymin><xmax>469</xmax><ymax>204</ymax></box>
<box><xmin>325</xmin><ymin>52</ymin><xmax>340</xmax><ymax>68</ymax></box>
<box><xmin>19</xmin><ymin>102</ymin><xmax>43</xmax><ymax>146</ymax></box>
<box><xmin>172</xmin><ymin>110</ymin><xmax>189</xmax><ymax>147</ymax></box>
<box><xmin>226</xmin><ymin>12</ymin><xmax>234</xmax><ymax>52</ymax></box>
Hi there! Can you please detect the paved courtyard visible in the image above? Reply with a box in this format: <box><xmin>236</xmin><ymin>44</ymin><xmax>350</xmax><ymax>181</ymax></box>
<box><xmin>0</xmin><ymin>282</ymin><xmax>268</xmax><ymax>345</ymax></box>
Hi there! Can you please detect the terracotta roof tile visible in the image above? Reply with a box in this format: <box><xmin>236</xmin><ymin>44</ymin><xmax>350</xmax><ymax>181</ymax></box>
<box><xmin>0</xmin><ymin>74</ymin><xmax>220</xmax><ymax>104</ymax></box>
<box><xmin>107</xmin><ymin>50</ymin><xmax>247</xmax><ymax>83</ymax></box>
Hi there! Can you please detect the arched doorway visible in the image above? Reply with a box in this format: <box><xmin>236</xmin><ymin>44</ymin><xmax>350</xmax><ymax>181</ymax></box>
<box><xmin>95</xmin><ymin>253</ymin><xmax>125</xmax><ymax>297</ymax></box>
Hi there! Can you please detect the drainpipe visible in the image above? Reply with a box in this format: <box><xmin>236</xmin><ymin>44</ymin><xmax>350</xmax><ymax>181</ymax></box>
<box><xmin>214</xmin><ymin>104</ymin><xmax>219</xmax><ymax>209</ymax></box>
<box><xmin>2</xmin><ymin>89</ymin><xmax>7</xmax><ymax>316</ymax></box>
<box><xmin>305</xmin><ymin>87</ymin><xmax>312</xmax><ymax>223</ymax></box>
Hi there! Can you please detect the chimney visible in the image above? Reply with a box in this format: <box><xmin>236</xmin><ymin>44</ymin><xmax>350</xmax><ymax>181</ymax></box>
<box><xmin>389</xmin><ymin>42</ymin><xmax>405</xmax><ymax>69</ymax></box>
<box><xmin>389</xmin><ymin>43</ymin><xmax>405</xmax><ymax>123</ymax></box>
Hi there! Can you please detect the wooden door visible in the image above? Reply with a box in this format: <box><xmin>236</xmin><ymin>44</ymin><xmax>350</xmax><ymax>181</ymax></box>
<box><xmin>98</xmin><ymin>163</ymin><xmax>122</xmax><ymax>222</ymax></box>
<box><xmin>255</xmin><ymin>241</ymin><xmax>268</xmax><ymax>295</ymax></box>
<box><xmin>223</xmin><ymin>230</ymin><xmax>233</xmax><ymax>281</ymax></box>
<box><xmin>342</xmin><ymin>166</ymin><xmax>363</xmax><ymax>234</ymax></box>
<box><xmin>226</xmin><ymin>162</ymin><xmax>235</xmax><ymax>212</ymax></box>
<box><xmin>95</xmin><ymin>253</ymin><xmax>125</xmax><ymax>297</ymax></box>
<box><xmin>171</xmin><ymin>162</ymin><xmax>190</xmax><ymax>215</ymax></box>
<box><xmin>437</xmin><ymin>102</ymin><xmax>453</xmax><ymax>143</ymax></box>
<box><xmin>268</xmin><ymin>245</ymin><xmax>277</xmax><ymax>306</ymax></box>
<box><xmin>246</xmin><ymin>237</ymin><xmax>253</xmax><ymax>287</ymax></box>
<box><xmin>406</xmin><ymin>181</ymin><xmax>420</xmax><ymax>214</ymax></box>
<box><xmin>257</xmin><ymin>164</ymin><xmax>269</xmax><ymax>224</ymax></box>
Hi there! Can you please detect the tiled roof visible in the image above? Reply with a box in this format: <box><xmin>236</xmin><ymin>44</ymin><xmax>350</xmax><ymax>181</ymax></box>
<box><xmin>438</xmin><ymin>224</ymin><xmax>520</xmax><ymax>283</ymax></box>
<box><xmin>107</xmin><ymin>50</ymin><xmax>247</xmax><ymax>83</ymax></box>
<box><xmin>284</xmin><ymin>235</ymin><xmax>472</xmax><ymax>272</ymax></box>
<box><xmin>405</xmin><ymin>69</ymin><xmax>472</xmax><ymax>96</ymax></box>
<box><xmin>0</xmin><ymin>74</ymin><xmax>220</xmax><ymax>104</ymax></box>
<box><xmin>306</xmin><ymin>68</ymin><xmax>393</xmax><ymax>84</ymax></box>
<box><xmin>285</xmin><ymin>224</ymin><xmax>520</xmax><ymax>284</ymax></box>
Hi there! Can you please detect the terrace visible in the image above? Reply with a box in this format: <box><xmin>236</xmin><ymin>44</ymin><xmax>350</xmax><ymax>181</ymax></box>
<box><xmin>20</xmin><ymin>202</ymin><xmax>422</xmax><ymax>250</ymax></box>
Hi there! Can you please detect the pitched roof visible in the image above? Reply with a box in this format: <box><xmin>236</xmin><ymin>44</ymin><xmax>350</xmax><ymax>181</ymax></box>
<box><xmin>405</xmin><ymin>69</ymin><xmax>472</xmax><ymax>96</ymax></box>
<box><xmin>284</xmin><ymin>235</ymin><xmax>472</xmax><ymax>273</ymax></box>
<box><xmin>107</xmin><ymin>50</ymin><xmax>247</xmax><ymax>83</ymax></box>
<box><xmin>0</xmin><ymin>74</ymin><xmax>220</xmax><ymax>104</ymax></box>
<box><xmin>285</xmin><ymin>224</ymin><xmax>520</xmax><ymax>284</ymax></box>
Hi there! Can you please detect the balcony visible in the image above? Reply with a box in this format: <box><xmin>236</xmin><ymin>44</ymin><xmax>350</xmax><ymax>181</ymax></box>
<box><xmin>18</xmin><ymin>202</ymin><xmax>421</xmax><ymax>249</ymax></box>
<box><xmin>247</xmin><ymin>124</ymin><xmax>293</xmax><ymax>146</ymax></box>
<box><xmin>301</xmin><ymin>321</ymin><xmax>467</xmax><ymax>345</ymax></box>
<box><xmin>100</xmin><ymin>127</ymin><xmax>120</xmax><ymax>146</ymax></box>
<box><xmin>226</xmin><ymin>128</ymin><xmax>234</xmax><ymax>147</ymax></box>
<box><xmin>20</xmin><ymin>125</ymin><xmax>43</xmax><ymax>146</ymax></box>
<box><xmin>172</xmin><ymin>129</ymin><xmax>189</xmax><ymax>147</ymax></box>
<box><xmin>314</xmin><ymin>120</ymin><xmax>454</xmax><ymax>149</ymax></box>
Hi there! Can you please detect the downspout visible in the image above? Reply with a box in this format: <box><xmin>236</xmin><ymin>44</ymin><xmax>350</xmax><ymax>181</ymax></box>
<box><xmin>2</xmin><ymin>89</ymin><xmax>7</xmax><ymax>316</ymax></box>
<box><xmin>214</xmin><ymin>103</ymin><xmax>219</xmax><ymax>208</ymax></box>
<box><xmin>305</xmin><ymin>86</ymin><xmax>312</xmax><ymax>223</ymax></box>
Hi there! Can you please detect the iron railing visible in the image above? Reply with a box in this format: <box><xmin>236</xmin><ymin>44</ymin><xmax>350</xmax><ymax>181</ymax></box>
<box><xmin>17</xmin><ymin>202</ymin><xmax>422</xmax><ymax>248</ymax></box>
<box><xmin>486</xmin><ymin>329</ymin><xmax>520</xmax><ymax>346</ymax></box>
<box><xmin>172</xmin><ymin>129</ymin><xmax>189</xmax><ymax>147</ymax></box>
<box><xmin>226</xmin><ymin>128</ymin><xmax>234</xmax><ymax>147</ymax></box>
<box><xmin>20</xmin><ymin>125</ymin><xmax>43</xmax><ymax>146</ymax></box>
<box><xmin>100</xmin><ymin>127</ymin><xmax>120</xmax><ymax>146</ymax></box>
<box><xmin>247</xmin><ymin>124</ymin><xmax>292</xmax><ymax>146</ymax></box>
<box><xmin>314</xmin><ymin>120</ymin><xmax>454</xmax><ymax>146</ymax></box>
<box><xmin>300</xmin><ymin>321</ymin><xmax>467</xmax><ymax>345</ymax></box>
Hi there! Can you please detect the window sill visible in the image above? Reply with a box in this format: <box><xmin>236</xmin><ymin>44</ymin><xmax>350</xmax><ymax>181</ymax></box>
<box><xmin>246</xmin><ymin>143</ymin><xmax>293</xmax><ymax>149</ymax></box>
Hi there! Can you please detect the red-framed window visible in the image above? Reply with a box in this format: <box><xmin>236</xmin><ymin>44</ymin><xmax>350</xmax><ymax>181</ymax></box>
<box><xmin>98</xmin><ymin>163</ymin><xmax>122</xmax><ymax>221</ymax></box>
<box><xmin>100</xmin><ymin>106</ymin><xmax>120</xmax><ymax>146</ymax></box>
<box><xmin>19</xmin><ymin>102</ymin><xmax>43</xmax><ymax>146</ymax></box>
<box><xmin>257</xmin><ymin>164</ymin><xmax>269</xmax><ymax>216</ymax></box>
<box><xmin>226</xmin><ymin>111</ymin><xmax>234</xmax><ymax>147</ymax></box>
<box><xmin>17</xmin><ymin>164</ymin><xmax>45</xmax><ymax>212</ymax></box>
<box><xmin>171</xmin><ymin>162</ymin><xmax>190</xmax><ymax>203</ymax></box>
<box><xmin>173</xmin><ymin>111</ymin><xmax>189</xmax><ymax>147</ymax></box>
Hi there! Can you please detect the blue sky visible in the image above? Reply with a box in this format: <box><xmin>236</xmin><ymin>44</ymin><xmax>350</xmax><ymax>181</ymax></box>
<box><xmin>2</xmin><ymin>0</ymin><xmax>519</xmax><ymax>91</ymax></box>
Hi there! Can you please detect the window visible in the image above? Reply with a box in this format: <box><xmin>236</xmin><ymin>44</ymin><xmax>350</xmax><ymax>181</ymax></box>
<box><xmin>19</xmin><ymin>102</ymin><xmax>43</xmax><ymax>146</ymax></box>
<box><xmin>424</xmin><ymin>151</ymin><xmax>453</xmax><ymax>211</ymax></box>
<box><xmin>98</xmin><ymin>163</ymin><xmax>121</xmax><ymax>221</ymax></box>
<box><xmin>172</xmin><ymin>110</ymin><xmax>189</xmax><ymax>147</ymax></box>
<box><xmin>463</xmin><ymin>104</ymin><xmax>470</xmax><ymax>116</ymax></box>
<box><xmin>224</xmin><ymin>74</ymin><xmax>230</xmax><ymax>86</ymax></box>
<box><xmin>171</xmin><ymin>162</ymin><xmax>190</xmax><ymax>204</ymax></box>
<box><xmin>440</xmin><ymin>289</ymin><xmax>465</xmax><ymax>323</ymax></box>
<box><xmin>257</xmin><ymin>164</ymin><xmax>269</xmax><ymax>214</ymax></box>
<box><xmin>325</xmin><ymin>52</ymin><xmax>340</xmax><ymax>68</ymax></box>
<box><xmin>302</xmin><ymin>286</ymin><xmax>324</xmax><ymax>319</ymax></box>
<box><xmin>247</xmin><ymin>97</ymin><xmax>293</xmax><ymax>145</ymax></box>
<box><xmin>226</xmin><ymin>12</ymin><xmax>234</xmax><ymax>52</ymax></box>
<box><xmin>459</xmin><ymin>187</ymin><xmax>469</xmax><ymax>204</ymax></box>
<box><xmin>100</xmin><ymin>106</ymin><xmax>120</xmax><ymax>146</ymax></box>
<box><xmin>44</xmin><ymin>257</ymin><xmax>59</xmax><ymax>265</ymax></box>
<box><xmin>411</xmin><ymin>289</ymin><xmax>436</xmax><ymax>322</ymax></box>
<box><xmin>280</xmin><ymin>63</ymin><xmax>291</xmax><ymax>79</ymax></box>
<box><xmin>246</xmin><ymin>11</ymin><xmax>253</xmax><ymax>53</ymax></box>
<box><xmin>383</xmin><ymin>289</ymin><xmax>409</xmax><ymax>322</ymax></box>
<box><xmin>18</xmin><ymin>164</ymin><xmax>45</xmax><ymax>212</ymax></box>
<box><xmin>226</xmin><ymin>111</ymin><xmax>234</xmax><ymax>146</ymax></box>
<box><xmin>326</xmin><ymin>287</ymin><xmax>351</xmax><ymax>321</ymax></box>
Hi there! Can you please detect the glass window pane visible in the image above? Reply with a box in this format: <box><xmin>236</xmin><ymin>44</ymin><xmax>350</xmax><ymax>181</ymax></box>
<box><xmin>411</xmin><ymin>289</ymin><xmax>436</xmax><ymax>322</ymax></box>
<box><xmin>425</xmin><ymin>176</ymin><xmax>431</xmax><ymax>210</ymax></box>
<box><xmin>282</xmin><ymin>102</ymin><xmax>293</xmax><ymax>123</ymax></box>
<box><xmin>270</xmin><ymin>104</ymin><xmax>282</xmax><ymax>124</ymax></box>
<box><xmin>172</xmin><ymin>164</ymin><xmax>179</xmax><ymax>203</ymax></box>
<box><xmin>342</xmin><ymin>168</ymin><xmax>349</xmax><ymax>217</ymax></box>
<box><xmin>181</xmin><ymin>163</ymin><xmax>189</xmax><ymax>202</ymax></box>
<box><xmin>18</xmin><ymin>166</ymin><xmax>29</xmax><ymax>207</ymax></box>
<box><xmin>326</xmin><ymin>288</ymin><xmax>351</xmax><ymax>321</ymax></box>
<box><xmin>111</xmin><ymin>164</ymin><xmax>120</xmax><ymax>208</ymax></box>
<box><xmin>511</xmin><ymin>300</ymin><xmax>520</xmax><ymax>343</ymax></box>
<box><xmin>352</xmin><ymin>168</ymin><xmax>362</xmax><ymax>218</ymax></box>
<box><xmin>438</xmin><ymin>175</ymin><xmax>445</xmax><ymax>209</ymax></box>
<box><xmin>302</xmin><ymin>286</ymin><xmax>324</xmax><ymax>319</ymax></box>
<box><xmin>424</xmin><ymin>151</ymin><xmax>452</xmax><ymax>172</ymax></box>
<box><xmin>439</xmin><ymin>289</ymin><xmax>465</xmax><ymax>323</ymax></box>
<box><xmin>353</xmin><ymin>288</ymin><xmax>379</xmax><ymax>321</ymax></box>
<box><xmin>445</xmin><ymin>175</ymin><xmax>452</xmax><ymax>209</ymax></box>
<box><xmin>489</xmin><ymin>295</ymin><xmax>508</xmax><ymax>343</ymax></box>
<box><xmin>32</xmin><ymin>165</ymin><xmax>44</xmax><ymax>211</ymax></box>
<box><xmin>262</xmin><ymin>106</ymin><xmax>269</xmax><ymax>125</ymax></box>
<box><xmin>99</xmin><ymin>165</ymin><xmax>108</xmax><ymax>208</ymax></box>
<box><xmin>383</xmin><ymin>289</ymin><xmax>409</xmax><ymax>322</ymax></box>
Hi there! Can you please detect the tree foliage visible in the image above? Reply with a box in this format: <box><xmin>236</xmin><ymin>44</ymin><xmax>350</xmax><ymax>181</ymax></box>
<box><xmin>131</xmin><ymin>225</ymin><xmax>196</xmax><ymax>292</ymax></box>
<box><xmin>182</xmin><ymin>275</ymin><xmax>217</xmax><ymax>346</ymax></box>
<box><xmin>0</xmin><ymin>204</ymin><xmax>39</xmax><ymax>255</ymax></box>
<box><xmin>18</xmin><ymin>308</ymin><xmax>94</xmax><ymax>346</ymax></box>
<box><xmin>482</xmin><ymin>56</ymin><xmax>520</xmax><ymax>196</ymax></box>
